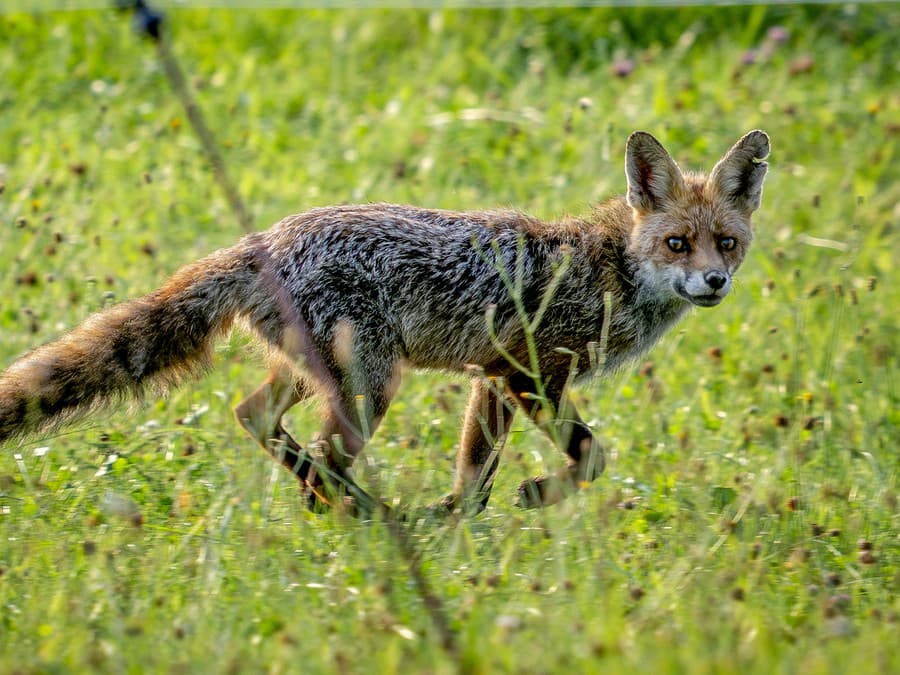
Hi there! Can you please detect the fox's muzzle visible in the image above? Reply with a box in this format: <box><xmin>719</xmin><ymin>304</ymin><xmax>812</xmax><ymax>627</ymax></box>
<box><xmin>704</xmin><ymin>270</ymin><xmax>727</xmax><ymax>290</ymax></box>
<box><xmin>678</xmin><ymin>269</ymin><xmax>732</xmax><ymax>307</ymax></box>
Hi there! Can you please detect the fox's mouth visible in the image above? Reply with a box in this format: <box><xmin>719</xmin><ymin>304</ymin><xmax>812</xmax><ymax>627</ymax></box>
<box><xmin>674</xmin><ymin>284</ymin><xmax>726</xmax><ymax>307</ymax></box>
<box><xmin>687</xmin><ymin>293</ymin><xmax>724</xmax><ymax>307</ymax></box>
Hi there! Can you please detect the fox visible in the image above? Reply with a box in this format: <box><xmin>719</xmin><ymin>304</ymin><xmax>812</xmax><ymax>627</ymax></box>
<box><xmin>0</xmin><ymin>130</ymin><xmax>769</xmax><ymax>515</ymax></box>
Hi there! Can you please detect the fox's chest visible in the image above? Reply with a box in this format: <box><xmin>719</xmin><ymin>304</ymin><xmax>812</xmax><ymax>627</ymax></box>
<box><xmin>600</xmin><ymin>299</ymin><xmax>690</xmax><ymax>374</ymax></box>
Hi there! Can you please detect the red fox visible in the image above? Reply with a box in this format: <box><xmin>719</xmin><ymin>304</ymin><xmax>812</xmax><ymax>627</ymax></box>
<box><xmin>0</xmin><ymin>130</ymin><xmax>769</xmax><ymax>514</ymax></box>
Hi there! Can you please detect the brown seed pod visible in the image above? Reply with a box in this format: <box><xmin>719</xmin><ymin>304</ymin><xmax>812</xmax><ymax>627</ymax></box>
<box><xmin>789</xmin><ymin>55</ymin><xmax>815</xmax><ymax>75</ymax></box>
<box><xmin>16</xmin><ymin>271</ymin><xmax>39</xmax><ymax>287</ymax></box>
<box><xmin>825</xmin><ymin>593</ymin><xmax>851</xmax><ymax>616</ymax></box>
<box><xmin>858</xmin><ymin>550</ymin><xmax>876</xmax><ymax>565</ymax></box>
<box><xmin>751</xmin><ymin>541</ymin><xmax>762</xmax><ymax>560</ymax></box>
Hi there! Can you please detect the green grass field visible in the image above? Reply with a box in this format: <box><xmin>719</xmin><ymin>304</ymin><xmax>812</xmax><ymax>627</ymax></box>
<box><xmin>1</xmin><ymin>5</ymin><xmax>897</xmax><ymax>673</ymax></box>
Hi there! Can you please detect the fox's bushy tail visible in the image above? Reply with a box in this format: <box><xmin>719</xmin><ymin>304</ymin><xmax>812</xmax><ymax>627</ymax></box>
<box><xmin>0</xmin><ymin>240</ymin><xmax>284</xmax><ymax>444</ymax></box>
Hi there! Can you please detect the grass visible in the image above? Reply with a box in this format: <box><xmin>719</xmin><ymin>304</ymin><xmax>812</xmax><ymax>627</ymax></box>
<box><xmin>1</xmin><ymin>5</ymin><xmax>898</xmax><ymax>673</ymax></box>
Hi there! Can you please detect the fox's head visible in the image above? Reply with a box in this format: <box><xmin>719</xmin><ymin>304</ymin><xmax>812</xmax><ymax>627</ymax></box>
<box><xmin>624</xmin><ymin>130</ymin><xmax>769</xmax><ymax>308</ymax></box>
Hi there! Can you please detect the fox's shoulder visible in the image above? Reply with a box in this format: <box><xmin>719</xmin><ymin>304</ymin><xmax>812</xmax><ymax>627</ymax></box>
<box><xmin>587</xmin><ymin>197</ymin><xmax>633</xmax><ymax>236</ymax></box>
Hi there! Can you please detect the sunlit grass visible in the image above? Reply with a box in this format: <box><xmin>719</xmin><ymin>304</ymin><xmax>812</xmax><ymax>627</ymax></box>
<box><xmin>1</xmin><ymin>6</ymin><xmax>897</xmax><ymax>673</ymax></box>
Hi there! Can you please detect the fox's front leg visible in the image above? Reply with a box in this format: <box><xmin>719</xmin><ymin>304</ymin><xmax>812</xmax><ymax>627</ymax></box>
<box><xmin>440</xmin><ymin>377</ymin><xmax>516</xmax><ymax>515</ymax></box>
<box><xmin>509</xmin><ymin>374</ymin><xmax>606</xmax><ymax>508</ymax></box>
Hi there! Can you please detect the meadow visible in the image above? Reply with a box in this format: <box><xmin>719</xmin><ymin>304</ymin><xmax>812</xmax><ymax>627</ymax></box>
<box><xmin>0</xmin><ymin>4</ymin><xmax>897</xmax><ymax>673</ymax></box>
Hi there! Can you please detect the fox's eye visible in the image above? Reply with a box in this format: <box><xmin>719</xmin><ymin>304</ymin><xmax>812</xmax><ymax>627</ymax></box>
<box><xmin>719</xmin><ymin>237</ymin><xmax>736</xmax><ymax>251</ymax></box>
<box><xmin>667</xmin><ymin>237</ymin><xmax>688</xmax><ymax>253</ymax></box>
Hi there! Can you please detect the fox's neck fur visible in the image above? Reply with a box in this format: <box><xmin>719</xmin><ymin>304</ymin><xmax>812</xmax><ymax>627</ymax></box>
<box><xmin>586</xmin><ymin>197</ymin><xmax>694</xmax><ymax>368</ymax></box>
<box><xmin>473</xmin><ymin>196</ymin><xmax>700</xmax><ymax>378</ymax></box>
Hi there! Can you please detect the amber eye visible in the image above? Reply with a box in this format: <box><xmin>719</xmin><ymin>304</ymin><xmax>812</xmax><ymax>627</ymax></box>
<box><xmin>720</xmin><ymin>237</ymin><xmax>736</xmax><ymax>251</ymax></box>
<box><xmin>667</xmin><ymin>237</ymin><xmax>688</xmax><ymax>253</ymax></box>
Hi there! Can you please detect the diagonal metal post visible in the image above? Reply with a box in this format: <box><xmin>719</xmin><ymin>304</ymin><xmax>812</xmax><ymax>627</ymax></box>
<box><xmin>121</xmin><ymin>0</ymin><xmax>254</xmax><ymax>233</ymax></box>
<box><xmin>117</xmin><ymin>1</ymin><xmax>459</xmax><ymax>657</ymax></box>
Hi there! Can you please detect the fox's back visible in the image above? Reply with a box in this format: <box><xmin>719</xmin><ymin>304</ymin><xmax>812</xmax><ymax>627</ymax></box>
<box><xmin>263</xmin><ymin>203</ymin><xmax>604</xmax><ymax>371</ymax></box>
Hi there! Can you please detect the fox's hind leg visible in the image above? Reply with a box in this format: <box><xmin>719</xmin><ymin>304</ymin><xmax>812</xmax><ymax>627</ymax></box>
<box><xmin>308</xmin><ymin>331</ymin><xmax>401</xmax><ymax>517</ymax></box>
<box><xmin>506</xmin><ymin>372</ymin><xmax>606</xmax><ymax>508</ymax></box>
<box><xmin>234</xmin><ymin>368</ymin><xmax>325</xmax><ymax>507</ymax></box>
<box><xmin>439</xmin><ymin>377</ymin><xmax>516</xmax><ymax>515</ymax></box>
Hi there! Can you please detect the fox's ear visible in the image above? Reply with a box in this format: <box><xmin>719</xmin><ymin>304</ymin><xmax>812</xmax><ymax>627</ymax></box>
<box><xmin>625</xmin><ymin>132</ymin><xmax>686</xmax><ymax>214</ymax></box>
<box><xmin>708</xmin><ymin>130</ymin><xmax>770</xmax><ymax>214</ymax></box>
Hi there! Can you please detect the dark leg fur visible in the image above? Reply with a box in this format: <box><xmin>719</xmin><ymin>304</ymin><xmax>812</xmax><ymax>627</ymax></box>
<box><xmin>305</xmin><ymin>332</ymin><xmax>400</xmax><ymax>517</ymax></box>
<box><xmin>234</xmin><ymin>368</ymin><xmax>330</xmax><ymax>510</ymax></box>
<box><xmin>507</xmin><ymin>372</ymin><xmax>606</xmax><ymax>508</ymax></box>
<box><xmin>441</xmin><ymin>377</ymin><xmax>516</xmax><ymax>514</ymax></box>
<box><xmin>444</xmin><ymin>371</ymin><xmax>606</xmax><ymax>513</ymax></box>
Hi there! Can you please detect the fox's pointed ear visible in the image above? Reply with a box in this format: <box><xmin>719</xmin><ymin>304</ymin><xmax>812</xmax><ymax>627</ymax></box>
<box><xmin>708</xmin><ymin>130</ymin><xmax>770</xmax><ymax>214</ymax></box>
<box><xmin>625</xmin><ymin>132</ymin><xmax>686</xmax><ymax>214</ymax></box>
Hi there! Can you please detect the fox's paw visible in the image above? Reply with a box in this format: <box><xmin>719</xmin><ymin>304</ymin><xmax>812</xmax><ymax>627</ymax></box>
<box><xmin>428</xmin><ymin>494</ymin><xmax>460</xmax><ymax>515</ymax></box>
<box><xmin>302</xmin><ymin>484</ymin><xmax>332</xmax><ymax>514</ymax></box>
<box><xmin>426</xmin><ymin>494</ymin><xmax>486</xmax><ymax>518</ymax></box>
<box><xmin>515</xmin><ymin>475</ymin><xmax>569</xmax><ymax>509</ymax></box>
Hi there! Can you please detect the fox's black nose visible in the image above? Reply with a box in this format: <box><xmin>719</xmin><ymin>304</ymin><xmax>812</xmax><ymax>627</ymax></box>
<box><xmin>704</xmin><ymin>270</ymin><xmax>727</xmax><ymax>290</ymax></box>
